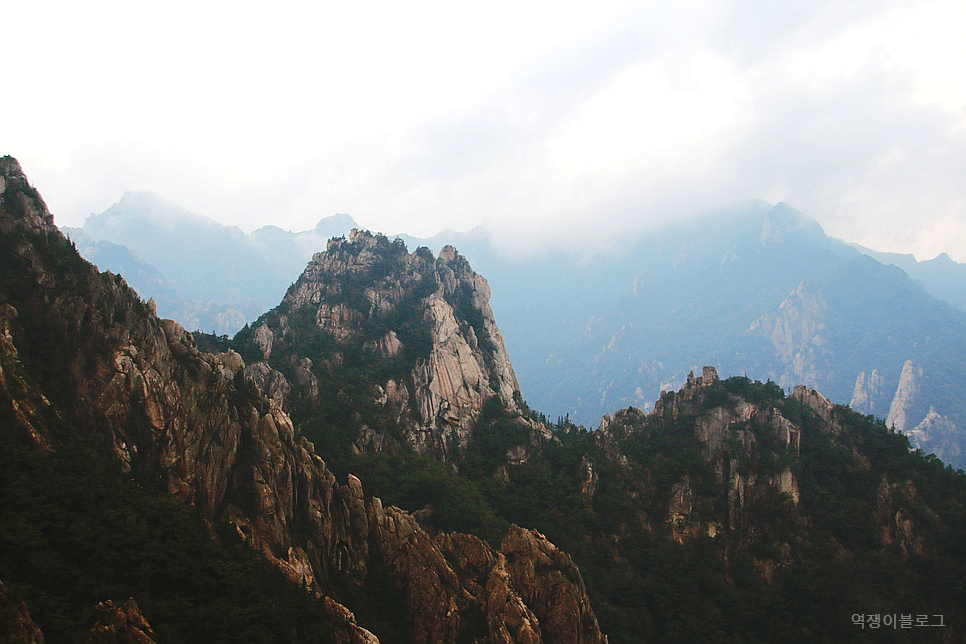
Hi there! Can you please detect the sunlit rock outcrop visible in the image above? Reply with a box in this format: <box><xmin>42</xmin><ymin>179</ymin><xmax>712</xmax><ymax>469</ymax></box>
<box><xmin>238</xmin><ymin>228</ymin><xmax>547</xmax><ymax>462</ymax></box>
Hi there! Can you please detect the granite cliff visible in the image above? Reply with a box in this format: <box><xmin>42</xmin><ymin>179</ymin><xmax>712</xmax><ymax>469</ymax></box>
<box><xmin>63</xmin><ymin>191</ymin><xmax>966</xmax><ymax>472</ymax></box>
<box><xmin>746</xmin><ymin>261</ymin><xmax>966</xmax><ymax>469</ymax></box>
<box><xmin>235</xmin><ymin>229</ymin><xmax>547</xmax><ymax>464</ymax></box>
<box><xmin>64</xmin><ymin>188</ymin><xmax>966</xmax><ymax>474</ymax></box>
<box><xmin>0</xmin><ymin>157</ymin><xmax>603</xmax><ymax>643</ymax></box>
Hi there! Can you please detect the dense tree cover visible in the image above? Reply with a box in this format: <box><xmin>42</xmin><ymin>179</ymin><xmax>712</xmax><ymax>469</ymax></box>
<box><xmin>0</xmin><ymin>225</ymin><xmax>337</xmax><ymax>642</ymax></box>
<box><xmin>336</xmin><ymin>454</ymin><xmax>509</xmax><ymax>547</ymax></box>
<box><xmin>338</xmin><ymin>380</ymin><xmax>966</xmax><ymax>643</ymax></box>
<box><xmin>0</xmin><ymin>415</ymin><xmax>333</xmax><ymax>643</ymax></box>
<box><xmin>193</xmin><ymin>331</ymin><xmax>232</xmax><ymax>354</ymax></box>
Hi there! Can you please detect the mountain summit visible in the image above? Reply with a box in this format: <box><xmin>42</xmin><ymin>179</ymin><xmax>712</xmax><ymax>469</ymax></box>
<box><xmin>236</xmin><ymin>228</ymin><xmax>545</xmax><ymax>462</ymax></box>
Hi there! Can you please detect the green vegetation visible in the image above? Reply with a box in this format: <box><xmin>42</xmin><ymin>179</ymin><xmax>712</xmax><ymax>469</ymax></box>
<box><xmin>459</xmin><ymin>398</ymin><xmax>531</xmax><ymax>479</ymax></box>
<box><xmin>338</xmin><ymin>453</ymin><xmax>510</xmax><ymax>547</ymax></box>
<box><xmin>193</xmin><ymin>331</ymin><xmax>232</xmax><ymax>354</ymax></box>
<box><xmin>342</xmin><ymin>377</ymin><xmax>966</xmax><ymax>643</ymax></box>
<box><xmin>5</xmin><ymin>212</ymin><xmax>964</xmax><ymax>642</ymax></box>
<box><xmin>0</xmin><ymin>215</ymin><xmax>335</xmax><ymax>641</ymax></box>
<box><xmin>0</xmin><ymin>414</ymin><xmax>333</xmax><ymax>643</ymax></box>
<box><xmin>721</xmin><ymin>375</ymin><xmax>785</xmax><ymax>405</ymax></box>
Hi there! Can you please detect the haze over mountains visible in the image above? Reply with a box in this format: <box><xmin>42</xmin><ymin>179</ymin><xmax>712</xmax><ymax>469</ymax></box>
<box><xmin>7</xmin><ymin>157</ymin><xmax>966</xmax><ymax>642</ymax></box>
<box><xmin>436</xmin><ymin>204</ymin><xmax>966</xmax><ymax>470</ymax></box>
<box><xmin>62</xmin><ymin>191</ymin><xmax>358</xmax><ymax>335</ymax></box>
<box><xmin>63</xmin><ymin>192</ymin><xmax>966</xmax><ymax>470</ymax></box>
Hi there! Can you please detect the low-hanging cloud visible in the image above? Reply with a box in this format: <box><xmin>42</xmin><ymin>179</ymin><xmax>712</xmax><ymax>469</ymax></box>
<box><xmin>7</xmin><ymin>0</ymin><xmax>966</xmax><ymax>261</ymax></box>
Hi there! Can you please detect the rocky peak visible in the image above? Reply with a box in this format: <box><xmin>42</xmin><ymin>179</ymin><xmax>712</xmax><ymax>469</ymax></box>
<box><xmin>652</xmin><ymin>365</ymin><xmax>720</xmax><ymax>417</ymax></box>
<box><xmin>684</xmin><ymin>365</ymin><xmax>717</xmax><ymax>387</ymax></box>
<box><xmin>886</xmin><ymin>359</ymin><xmax>922</xmax><ymax>433</ymax></box>
<box><xmin>243</xmin><ymin>228</ymin><xmax>533</xmax><ymax>461</ymax></box>
<box><xmin>0</xmin><ymin>156</ymin><xmax>56</xmax><ymax>237</ymax></box>
<box><xmin>86</xmin><ymin>598</ymin><xmax>156</xmax><ymax>644</ymax></box>
<box><xmin>849</xmin><ymin>369</ymin><xmax>884</xmax><ymax>414</ymax></box>
<box><xmin>792</xmin><ymin>384</ymin><xmax>840</xmax><ymax>433</ymax></box>
<box><xmin>593</xmin><ymin>373</ymin><xmax>807</xmax><ymax>545</ymax></box>
<box><xmin>759</xmin><ymin>203</ymin><xmax>824</xmax><ymax>246</ymax></box>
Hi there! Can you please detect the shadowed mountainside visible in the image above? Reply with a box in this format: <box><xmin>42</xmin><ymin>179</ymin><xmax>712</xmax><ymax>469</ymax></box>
<box><xmin>0</xmin><ymin>156</ymin><xmax>605</xmax><ymax>644</ymax></box>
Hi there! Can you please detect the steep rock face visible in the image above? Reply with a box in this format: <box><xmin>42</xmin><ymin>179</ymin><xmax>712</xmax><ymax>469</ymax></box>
<box><xmin>364</xmin><ymin>501</ymin><xmax>606</xmax><ymax>644</ymax></box>
<box><xmin>886</xmin><ymin>359</ymin><xmax>922</xmax><ymax>433</ymax></box>
<box><xmin>0</xmin><ymin>304</ymin><xmax>54</xmax><ymax>452</ymax></box>
<box><xmin>86</xmin><ymin>599</ymin><xmax>156</xmax><ymax>644</ymax></box>
<box><xmin>0</xmin><ymin>158</ymin><xmax>603</xmax><ymax>644</ymax></box>
<box><xmin>499</xmin><ymin>527</ymin><xmax>605</xmax><ymax>644</ymax></box>
<box><xmin>0</xmin><ymin>156</ymin><xmax>372</xmax><ymax>640</ymax></box>
<box><xmin>583</xmin><ymin>372</ymin><xmax>962</xmax><ymax>634</ymax></box>
<box><xmin>532</xmin><ymin>367</ymin><xmax>966</xmax><ymax>642</ymax></box>
<box><xmin>239</xmin><ymin>229</ymin><xmax>542</xmax><ymax>461</ymax></box>
<box><xmin>907</xmin><ymin>408</ymin><xmax>963</xmax><ymax>466</ymax></box>
<box><xmin>746</xmin><ymin>281</ymin><xmax>830</xmax><ymax>388</ymax></box>
<box><xmin>0</xmin><ymin>580</ymin><xmax>44</xmax><ymax>644</ymax></box>
<box><xmin>873</xmin><ymin>478</ymin><xmax>932</xmax><ymax>560</ymax></box>
<box><xmin>849</xmin><ymin>369</ymin><xmax>884</xmax><ymax>414</ymax></box>
<box><xmin>792</xmin><ymin>384</ymin><xmax>842</xmax><ymax>434</ymax></box>
<box><xmin>747</xmin><ymin>273</ymin><xmax>966</xmax><ymax>468</ymax></box>
<box><xmin>610</xmin><ymin>368</ymin><xmax>803</xmax><ymax>541</ymax></box>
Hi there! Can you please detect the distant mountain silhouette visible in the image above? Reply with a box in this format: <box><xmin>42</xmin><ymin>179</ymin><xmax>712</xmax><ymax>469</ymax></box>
<box><xmin>63</xmin><ymin>192</ymin><xmax>357</xmax><ymax>334</ymax></box>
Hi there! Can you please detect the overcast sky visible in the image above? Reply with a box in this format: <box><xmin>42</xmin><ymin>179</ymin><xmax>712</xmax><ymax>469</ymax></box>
<box><xmin>5</xmin><ymin>0</ymin><xmax>966</xmax><ymax>260</ymax></box>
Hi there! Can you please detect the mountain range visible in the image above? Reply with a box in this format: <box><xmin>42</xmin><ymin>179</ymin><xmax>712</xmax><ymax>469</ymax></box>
<box><xmin>0</xmin><ymin>157</ymin><xmax>605</xmax><ymax>643</ymax></box>
<box><xmin>62</xmin><ymin>191</ymin><xmax>358</xmax><ymax>335</ymax></box>
<box><xmin>63</xmin><ymin>194</ymin><xmax>966</xmax><ymax>470</ymax></box>
<box><xmin>3</xmin><ymin>156</ymin><xmax>966</xmax><ymax>642</ymax></box>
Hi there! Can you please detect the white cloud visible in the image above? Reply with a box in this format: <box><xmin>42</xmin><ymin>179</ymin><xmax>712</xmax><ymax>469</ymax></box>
<box><xmin>5</xmin><ymin>0</ymin><xmax>966</xmax><ymax>261</ymax></box>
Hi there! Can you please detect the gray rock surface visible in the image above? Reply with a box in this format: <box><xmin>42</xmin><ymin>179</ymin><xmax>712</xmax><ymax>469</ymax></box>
<box><xmin>244</xmin><ymin>229</ymin><xmax>547</xmax><ymax>461</ymax></box>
